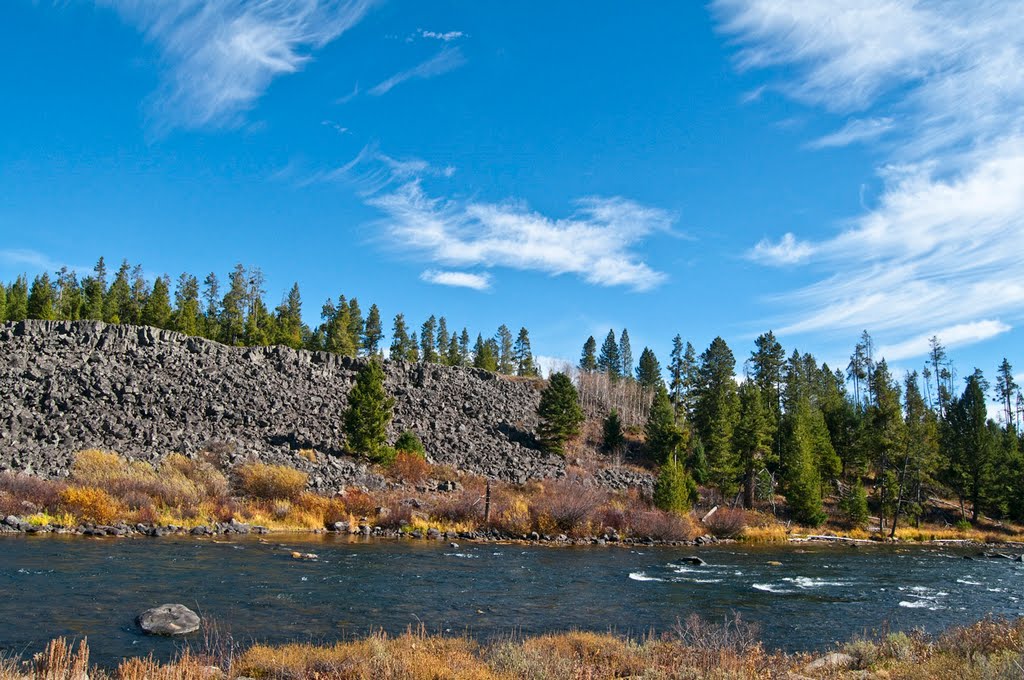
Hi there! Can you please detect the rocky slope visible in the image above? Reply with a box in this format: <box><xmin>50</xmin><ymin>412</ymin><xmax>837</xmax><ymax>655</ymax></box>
<box><xmin>0</xmin><ymin>320</ymin><xmax>567</xmax><ymax>491</ymax></box>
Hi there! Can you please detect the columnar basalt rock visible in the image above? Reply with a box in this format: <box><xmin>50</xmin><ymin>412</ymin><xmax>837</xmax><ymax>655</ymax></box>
<box><xmin>0</xmin><ymin>320</ymin><xmax>570</xmax><ymax>490</ymax></box>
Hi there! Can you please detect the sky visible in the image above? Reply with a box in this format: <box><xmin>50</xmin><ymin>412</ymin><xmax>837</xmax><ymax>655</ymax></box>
<box><xmin>1</xmin><ymin>1</ymin><xmax>1022</xmax><ymax>402</ymax></box>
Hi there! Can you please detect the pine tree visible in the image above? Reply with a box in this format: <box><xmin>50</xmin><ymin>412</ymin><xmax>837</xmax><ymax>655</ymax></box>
<box><xmin>347</xmin><ymin>298</ymin><xmax>364</xmax><ymax>354</ymax></box>
<box><xmin>693</xmin><ymin>337</ymin><xmax>740</xmax><ymax>497</ymax></box>
<box><xmin>408</xmin><ymin>332</ymin><xmax>420</xmax><ymax>362</ymax></box>
<box><xmin>890</xmin><ymin>372</ymin><xmax>939</xmax><ymax>534</ymax></box>
<box><xmin>496</xmin><ymin>324</ymin><xmax>514</xmax><ymax>374</ymax></box>
<box><xmin>390</xmin><ymin>313</ymin><xmax>410</xmax><ymax>361</ymax></box>
<box><xmin>362</xmin><ymin>304</ymin><xmax>383</xmax><ymax>355</ymax></box>
<box><xmin>514</xmin><ymin>327</ymin><xmax>536</xmax><ymax>376</ymax></box>
<box><xmin>81</xmin><ymin>257</ymin><xmax>106</xmax><ymax>321</ymax></box>
<box><xmin>446</xmin><ymin>334</ymin><xmax>462</xmax><ymax>366</ymax></box>
<box><xmin>6</xmin><ymin>275</ymin><xmax>28</xmax><ymax>321</ymax></box>
<box><xmin>473</xmin><ymin>334</ymin><xmax>498</xmax><ymax>371</ymax></box>
<box><xmin>54</xmin><ymin>267</ymin><xmax>82</xmax><ymax>320</ymax></box>
<box><xmin>750</xmin><ymin>330</ymin><xmax>785</xmax><ymax>462</ymax></box>
<box><xmin>597</xmin><ymin>329</ymin><xmax>621</xmax><ymax>379</ymax></box>
<box><xmin>172</xmin><ymin>273</ymin><xmax>201</xmax><ymax>336</ymax></box>
<box><xmin>420</xmin><ymin>315</ymin><xmax>438</xmax><ymax>363</ymax></box>
<box><xmin>635</xmin><ymin>347</ymin><xmax>663</xmax><ymax>389</ymax></box>
<box><xmin>128</xmin><ymin>264</ymin><xmax>148</xmax><ymax>324</ymax></box>
<box><xmin>995</xmin><ymin>359</ymin><xmax>1018</xmax><ymax>429</ymax></box>
<box><xmin>782</xmin><ymin>398</ymin><xmax>829</xmax><ymax>526</ymax></box>
<box><xmin>0</xmin><ymin>283</ymin><xmax>6</xmax><ymax>323</ymax></box>
<box><xmin>536</xmin><ymin>372</ymin><xmax>584</xmax><ymax>455</ymax></box>
<box><xmin>327</xmin><ymin>297</ymin><xmax>356</xmax><ymax>356</ymax></box>
<box><xmin>459</xmin><ymin>328</ymin><xmax>471</xmax><ymax>365</ymax></box>
<box><xmin>27</xmin><ymin>273</ymin><xmax>57</xmax><ymax>320</ymax></box>
<box><xmin>343</xmin><ymin>359</ymin><xmax>395</xmax><ymax>461</ymax></box>
<box><xmin>735</xmin><ymin>381</ymin><xmax>772</xmax><ymax>508</ymax></box>
<box><xmin>201</xmin><ymin>272</ymin><xmax>221</xmax><ymax>341</ymax></box>
<box><xmin>840</xmin><ymin>478</ymin><xmax>869</xmax><ymax>529</ymax></box>
<box><xmin>668</xmin><ymin>335</ymin><xmax>685</xmax><ymax>406</ymax></box>
<box><xmin>141</xmin><ymin>276</ymin><xmax>172</xmax><ymax>329</ymax></box>
<box><xmin>653</xmin><ymin>454</ymin><xmax>697</xmax><ymax>514</ymax></box>
<box><xmin>680</xmin><ymin>341</ymin><xmax>699</xmax><ymax>419</ymax></box>
<box><xmin>602</xmin><ymin>409</ymin><xmax>626</xmax><ymax>457</ymax></box>
<box><xmin>220</xmin><ymin>264</ymin><xmax>248</xmax><ymax>345</ymax></box>
<box><xmin>275</xmin><ymin>283</ymin><xmax>303</xmax><ymax>350</ymax></box>
<box><xmin>436</xmin><ymin>316</ymin><xmax>449</xmax><ymax>363</ymax></box>
<box><xmin>645</xmin><ymin>385</ymin><xmax>685</xmax><ymax>464</ymax></box>
<box><xmin>867</xmin><ymin>360</ymin><xmax>904</xmax><ymax>529</ymax></box>
<box><xmin>943</xmin><ymin>373</ymin><xmax>994</xmax><ymax>522</ymax></box>
<box><xmin>103</xmin><ymin>261</ymin><xmax>133</xmax><ymax>324</ymax></box>
<box><xmin>580</xmin><ymin>336</ymin><xmax>598</xmax><ymax>372</ymax></box>
<box><xmin>243</xmin><ymin>296</ymin><xmax>275</xmax><ymax>346</ymax></box>
<box><xmin>619</xmin><ymin>329</ymin><xmax>634</xmax><ymax>378</ymax></box>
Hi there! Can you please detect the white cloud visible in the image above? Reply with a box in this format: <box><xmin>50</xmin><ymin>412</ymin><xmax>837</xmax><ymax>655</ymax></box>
<box><xmin>419</xmin><ymin>270</ymin><xmax>491</xmax><ymax>291</ymax></box>
<box><xmin>368</xmin><ymin>47</ymin><xmax>465</xmax><ymax>96</ymax></box>
<box><xmin>806</xmin><ymin>117</ymin><xmax>894</xmax><ymax>150</ymax></box>
<box><xmin>367</xmin><ymin>181</ymin><xmax>671</xmax><ymax>291</ymax></box>
<box><xmin>535</xmin><ymin>355</ymin><xmax>576</xmax><ymax>378</ymax></box>
<box><xmin>747</xmin><ymin>232</ymin><xmax>815</xmax><ymax>265</ymax></box>
<box><xmin>0</xmin><ymin>249</ymin><xmax>90</xmax><ymax>277</ymax></box>
<box><xmin>878</xmin><ymin>320</ymin><xmax>1011</xmax><ymax>361</ymax></box>
<box><xmin>99</xmin><ymin>0</ymin><xmax>376</xmax><ymax>130</ymax></box>
<box><xmin>417</xmin><ymin>29</ymin><xmax>465</xmax><ymax>42</ymax></box>
<box><xmin>715</xmin><ymin>0</ymin><xmax>1024</xmax><ymax>358</ymax></box>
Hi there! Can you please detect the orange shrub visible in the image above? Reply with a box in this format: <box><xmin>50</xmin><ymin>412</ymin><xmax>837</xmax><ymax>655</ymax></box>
<box><xmin>235</xmin><ymin>463</ymin><xmax>308</xmax><ymax>501</ymax></box>
<box><xmin>703</xmin><ymin>507</ymin><xmax>749</xmax><ymax>538</ymax></box>
<box><xmin>59</xmin><ymin>486</ymin><xmax>125</xmax><ymax>525</ymax></box>
<box><xmin>341</xmin><ymin>488</ymin><xmax>377</xmax><ymax>518</ymax></box>
<box><xmin>391</xmin><ymin>451</ymin><xmax>431</xmax><ymax>484</ymax></box>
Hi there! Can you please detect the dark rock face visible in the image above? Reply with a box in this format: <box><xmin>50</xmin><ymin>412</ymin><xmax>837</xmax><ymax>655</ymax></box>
<box><xmin>0</xmin><ymin>320</ymin><xmax>575</xmax><ymax>489</ymax></box>
<box><xmin>137</xmin><ymin>603</ymin><xmax>201</xmax><ymax>636</ymax></box>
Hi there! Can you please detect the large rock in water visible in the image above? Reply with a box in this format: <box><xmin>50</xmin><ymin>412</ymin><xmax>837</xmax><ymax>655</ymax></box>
<box><xmin>137</xmin><ymin>604</ymin><xmax>201</xmax><ymax>636</ymax></box>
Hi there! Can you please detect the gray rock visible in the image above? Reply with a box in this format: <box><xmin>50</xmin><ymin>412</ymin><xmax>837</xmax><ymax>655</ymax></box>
<box><xmin>137</xmin><ymin>604</ymin><xmax>201</xmax><ymax>636</ymax></box>
<box><xmin>4</xmin><ymin>515</ymin><xmax>20</xmax><ymax>527</ymax></box>
<box><xmin>805</xmin><ymin>652</ymin><xmax>856</xmax><ymax>671</ymax></box>
<box><xmin>682</xmin><ymin>556</ymin><xmax>707</xmax><ymax>566</ymax></box>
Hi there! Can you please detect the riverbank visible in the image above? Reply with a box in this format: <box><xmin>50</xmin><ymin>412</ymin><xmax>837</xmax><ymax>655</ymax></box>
<box><xmin>4</xmin><ymin>616</ymin><xmax>1023</xmax><ymax>679</ymax></box>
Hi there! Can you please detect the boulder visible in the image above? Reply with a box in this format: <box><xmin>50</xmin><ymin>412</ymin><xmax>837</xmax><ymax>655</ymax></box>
<box><xmin>804</xmin><ymin>652</ymin><xmax>856</xmax><ymax>672</ymax></box>
<box><xmin>137</xmin><ymin>604</ymin><xmax>201</xmax><ymax>636</ymax></box>
<box><xmin>682</xmin><ymin>556</ymin><xmax>707</xmax><ymax>566</ymax></box>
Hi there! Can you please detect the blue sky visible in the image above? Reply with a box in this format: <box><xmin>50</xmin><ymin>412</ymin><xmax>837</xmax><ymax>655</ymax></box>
<box><xmin>1</xmin><ymin>1</ymin><xmax>1022</xmax><ymax>402</ymax></box>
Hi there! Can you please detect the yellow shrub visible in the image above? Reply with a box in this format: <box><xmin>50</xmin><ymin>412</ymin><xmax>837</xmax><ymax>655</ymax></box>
<box><xmin>297</xmin><ymin>448</ymin><xmax>318</xmax><ymax>463</ymax></box>
<box><xmin>235</xmin><ymin>463</ymin><xmax>308</xmax><ymax>501</ymax></box>
<box><xmin>59</xmin><ymin>486</ymin><xmax>125</xmax><ymax>525</ymax></box>
<box><xmin>71</xmin><ymin>449</ymin><xmax>155</xmax><ymax>486</ymax></box>
<box><xmin>159</xmin><ymin>453</ymin><xmax>229</xmax><ymax>501</ymax></box>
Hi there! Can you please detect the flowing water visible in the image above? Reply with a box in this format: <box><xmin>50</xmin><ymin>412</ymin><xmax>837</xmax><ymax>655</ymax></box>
<box><xmin>2</xmin><ymin>534</ymin><xmax>1022</xmax><ymax>667</ymax></box>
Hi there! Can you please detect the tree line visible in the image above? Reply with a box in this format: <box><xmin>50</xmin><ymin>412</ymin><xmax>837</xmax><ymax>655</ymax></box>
<box><xmin>572</xmin><ymin>329</ymin><xmax>1024</xmax><ymax>528</ymax></box>
<box><xmin>0</xmin><ymin>257</ymin><xmax>540</xmax><ymax>376</ymax></box>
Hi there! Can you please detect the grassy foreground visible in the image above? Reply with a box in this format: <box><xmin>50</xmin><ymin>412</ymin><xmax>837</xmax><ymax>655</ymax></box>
<box><xmin>4</xmin><ymin>616</ymin><xmax>1024</xmax><ymax>679</ymax></box>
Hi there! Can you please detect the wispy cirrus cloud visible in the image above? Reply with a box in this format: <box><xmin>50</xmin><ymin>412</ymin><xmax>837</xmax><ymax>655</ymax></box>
<box><xmin>416</xmin><ymin>29</ymin><xmax>465</xmax><ymax>42</ymax></box>
<box><xmin>99</xmin><ymin>0</ymin><xmax>376</xmax><ymax>131</ymax></box>
<box><xmin>806</xmin><ymin>117</ymin><xmax>894</xmax><ymax>150</ymax></box>
<box><xmin>420</xmin><ymin>270</ymin><xmax>491</xmax><ymax>290</ymax></box>
<box><xmin>715</xmin><ymin>0</ymin><xmax>1024</xmax><ymax>359</ymax></box>
<box><xmin>368</xmin><ymin>47</ymin><xmax>465</xmax><ymax>96</ymax></box>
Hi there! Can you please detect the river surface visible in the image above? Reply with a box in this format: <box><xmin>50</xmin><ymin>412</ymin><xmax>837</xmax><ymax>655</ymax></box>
<box><xmin>1</xmin><ymin>534</ymin><xmax>1022</xmax><ymax>667</ymax></box>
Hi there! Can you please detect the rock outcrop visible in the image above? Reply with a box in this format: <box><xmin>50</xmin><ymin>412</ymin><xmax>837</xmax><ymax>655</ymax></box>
<box><xmin>137</xmin><ymin>604</ymin><xmax>201</xmax><ymax>636</ymax></box>
<box><xmin>0</xmin><ymin>320</ymin><xmax>567</xmax><ymax>489</ymax></box>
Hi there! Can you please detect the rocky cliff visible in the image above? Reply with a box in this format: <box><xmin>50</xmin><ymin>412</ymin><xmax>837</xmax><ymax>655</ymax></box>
<box><xmin>0</xmin><ymin>320</ymin><xmax>566</xmax><ymax>491</ymax></box>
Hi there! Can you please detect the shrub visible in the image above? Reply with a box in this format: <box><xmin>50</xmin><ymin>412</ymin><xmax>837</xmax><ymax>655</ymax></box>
<box><xmin>159</xmin><ymin>453</ymin><xmax>229</xmax><ymax>502</ymax></box>
<box><xmin>633</xmin><ymin>509</ymin><xmax>697</xmax><ymax>541</ymax></box>
<box><xmin>431</xmin><ymin>491</ymin><xmax>482</xmax><ymax>524</ymax></box>
<box><xmin>391</xmin><ymin>451</ymin><xmax>431</xmax><ymax>484</ymax></box>
<box><xmin>526</xmin><ymin>482</ymin><xmax>605</xmax><ymax>536</ymax></box>
<box><xmin>840</xmin><ymin>478</ymin><xmax>870</xmax><ymax>529</ymax></box>
<box><xmin>0</xmin><ymin>471</ymin><xmax>65</xmax><ymax>512</ymax></box>
<box><xmin>71</xmin><ymin>449</ymin><xmax>153</xmax><ymax>486</ymax></box>
<box><xmin>341</xmin><ymin>488</ymin><xmax>377</xmax><ymax>518</ymax></box>
<box><xmin>235</xmin><ymin>463</ymin><xmax>308</xmax><ymax>501</ymax></box>
<box><xmin>297</xmin><ymin>448</ymin><xmax>318</xmax><ymax>464</ymax></box>
<box><xmin>703</xmin><ymin>507</ymin><xmax>748</xmax><ymax>539</ymax></box>
<box><xmin>59</xmin><ymin>486</ymin><xmax>124</xmax><ymax>524</ymax></box>
<box><xmin>394</xmin><ymin>431</ymin><xmax>426</xmax><ymax>456</ymax></box>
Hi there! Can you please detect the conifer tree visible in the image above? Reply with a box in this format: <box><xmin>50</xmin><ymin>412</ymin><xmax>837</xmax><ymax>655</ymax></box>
<box><xmin>275</xmin><ymin>283</ymin><xmax>303</xmax><ymax>349</ymax></box>
<box><xmin>343</xmin><ymin>359</ymin><xmax>395</xmax><ymax>461</ymax></box>
<box><xmin>944</xmin><ymin>373</ymin><xmax>994</xmax><ymax>522</ymax></box>
<box><xmin>866</xmin><ymin>360</ymin><xmax>904</xmax><ymax>528</ymax></box>
<box><xmin>735</xmin><ymin>381</ymin><xmax>772</xmax><ymax>508</ymax></box>
<box><xmin>536</xmin><ymin>372</ymin><xmax>584</xmax><ymax>455</ymax></box>
<box><xmin>598</xmin><ymin>329</ymin><xmax>621</xmax><ymax>379</ymax></box>
<box><xmin>243</xmin><ymin>296</ymin><xmax>274</xmax><ymax>346</ymax></box>
<box><xmin>636</xmin><ymin>347</ymin><xmax>663</xmax><ymax>389</ymax></box>
<box><xmin>436</xmin><ymin>316</ymin><xmax>449</xmax><ymax>362</ymax></box>
<box><xmin>104</xmin><ymin>261</ymin><xmax>133</xmax><ymax>324</ymax></box>
<box><xmin>81</xmin><ymin>257</ymin><xmax>106</xmax><ymax>320</ymax></box>
<box><xmin>693</xmin><ymin>337</ymin><xmax>741</xmax><ymax>496</ymax></box>
<box><xmin>496</xmin><ymin>324</ymin><xmax>514</xmax><ymax>374</ymax></box>
<box><xmin>645</xmin><ymin>386</ymin><xmax>685</xmax><ymax>463</ymax></box>
<box><xmin>603</xmin><ymin>409</ymin><xmax>625</xmax><ymax>457</ymax></box>
<box><xmin>390</xmin><ymin>313</ymin><xmax>410</xmax><ymax>361</ymax></box>
<box><xmin>580</xmin><ymin>336</ymin><xmax>598</xmax><ymax>372</ymax></box>
<box><xmin>5</xmin><ymin>275</ymin><xmax>28</xmax><ymax>322</ymax></box>
<box><xmin>459</xmin><ymin>328</ymin><xmax>471</xmax><ymax>365</ymax></box>
<box><xmin>362</xmin><ymin>304</ymin><xmax>383</xmax><ymax>355</ymax></box>
<box><xmin>446</xmin><ymin>334</ymin><xmax>462</xmax><ymax>366</ymax></box>
<box><xmin>782</xmin><ymin>398</ymin><xmax>829</xmax><ymax>526</ymax></box>
<box><xmin>172</xmin><ymin>273</ymin><xmax>201</xmax><ymax>336</ymax></box>
<box><xmin>840</xmin><ymin>478</ymin><xmax>869</xmax><ymax>528</ymax></box>
<box><xmin>668</xmin><ymin>334</ymin><xmax>685</xmax><ymax>406</ymax></box>
<box><xmin>54</xmin><ymin>267</ymin><xmax>82</xmax><ymax>320</ymax></box>
<box><xmin>619</xmin><ymin>328</ymin><xmax>633</xmax><ymax>378</ymax></box>
<box><xmin>995</xmin><ymin>359</ymin><xmax>1018</xmax><ymax>429</ymax></box>
<box><xmin>220</xmin><ymin>264</ymin><xmax>248</xmax><ymax>345</ymax></box>
<box><xmin>653</xmin><ymin>453</ymin><xmax>697</xmax><ymax>514</ymax></box>
<box><xmin>0</xmin><ymin>283</ymin><xmax>6</xmax><ymax>323</ymax></box>
<box><xmin>201</xmin><ymin>272</ymin><xmax>221</xmax><ymax>341</ymax></box>
<box><xmin>327</xmin><ymin>297</ymin><xmax>356</xmax><ymax>356</ymax></box>
<box><xmin>27</xmin><ymin>273</ymin><xmax>56</xmax><ymax>320</ymax></box>
<box><xmin>408</xmin><ymin>332</ymin><xmax>420</xmax><ymax>362</ymax></box>
<box><xmin>472</xmin><ymin>333</ymin><xmax>498</xmax><ymax>371</ymax></box>
<box><xmin>420</xmin><ymin>315</ymin><xmax>438</xmax><ymax>363</ymax></box>
<box><xmin>141</xmin><ymin>276</ymin><xmax>172</xmax><ymax>329</ymax></box>
<box><xmin>514</xmin><ymin>327</ymin><xmax>537</xmax><ymax>376</ymax></box>
<box><xmin>347</xmin><ymin>298</ymin><xmax>363</xmax><ymax>354</ymax></box>
<box><xmin>128</xmin><ymin>264</ymin><xmax>148</xmax><ymax>324</ymax></box>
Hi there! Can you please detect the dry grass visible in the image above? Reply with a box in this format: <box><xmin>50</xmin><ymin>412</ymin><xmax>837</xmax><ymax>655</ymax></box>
<box><xmin>741</xmin><ymin>524</ymin><xmax>789</xmax><ymax>543</ymax></box>
<box><xmin>234</xmin><ymin>463</ymin><xmax>307</xmax><ymax>502</ymax></box>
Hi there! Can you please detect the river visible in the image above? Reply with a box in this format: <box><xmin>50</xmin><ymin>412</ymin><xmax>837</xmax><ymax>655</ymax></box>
<box><xmin>1</xmin><ymin>534</ymin><xmax>1021</xmax><ymax>667</ymax></box>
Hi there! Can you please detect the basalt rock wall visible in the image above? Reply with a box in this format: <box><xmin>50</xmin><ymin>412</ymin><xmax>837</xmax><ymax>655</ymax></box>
<box><xmin>0</xmin><ymin>320</ymin><xmax>564</xmax><ymax>490</ymax></box>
